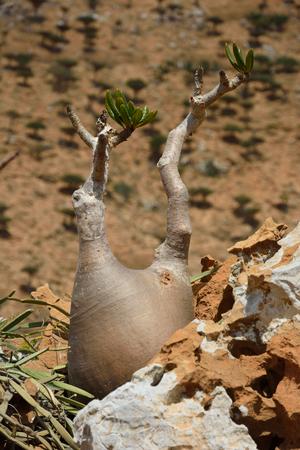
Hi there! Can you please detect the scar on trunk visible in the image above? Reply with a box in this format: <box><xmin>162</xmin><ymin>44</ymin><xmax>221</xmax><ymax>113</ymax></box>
<box><xmin>160</xmin><ymin>271</ymin><xmax>172</xmax><ymax>286</ymax></box>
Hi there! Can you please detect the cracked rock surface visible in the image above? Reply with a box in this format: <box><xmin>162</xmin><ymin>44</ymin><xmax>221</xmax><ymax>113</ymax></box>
<box><xmin>74</xmin><ymin>218</ymin><xmax>300</xmax><ymax>450</ymax></box>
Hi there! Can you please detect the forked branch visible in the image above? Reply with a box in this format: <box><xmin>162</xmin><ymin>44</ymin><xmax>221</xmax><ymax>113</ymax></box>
<box><xmin>66</xmin><ymin>106</ymin><xmax>133</xmax><ymax>198</ymax></box>
<box><xmin>66</xmin><ymin>105</ymin><xmax>96</xmax><ymax>150</ymax></box>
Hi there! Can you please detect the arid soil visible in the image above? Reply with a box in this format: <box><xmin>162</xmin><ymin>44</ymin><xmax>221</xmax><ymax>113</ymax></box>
<box><xmin>0</xmin><ymin>0</ymin><xmax>299</xmax><ymax>306</ymax></box>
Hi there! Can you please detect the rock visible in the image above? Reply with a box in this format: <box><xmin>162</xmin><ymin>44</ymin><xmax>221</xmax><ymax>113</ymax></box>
<box><xmin>193</xmin><ymin>255</ymin><xmax>236</xmax><ymax>321</ymax></box>
<box><xmin>228</xmin><ymin>217</ymin><xmax>287</xmax><ymax>257</ymax></box>
<box><xmin>74</xmin><ymin>220</ymin><xmax>300</xmax><ymax>450</ymax></box>
<box><xmin>74</xmin><ymin>363</ymin><xmax>256</xmax><ymax>450</ymax></box>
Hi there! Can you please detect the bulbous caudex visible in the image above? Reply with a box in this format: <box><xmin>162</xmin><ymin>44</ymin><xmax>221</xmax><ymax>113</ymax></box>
<box><xmin>67</xmin><ymin>68</ymin><xmax>247</xmax><ymax>398</ymax></box>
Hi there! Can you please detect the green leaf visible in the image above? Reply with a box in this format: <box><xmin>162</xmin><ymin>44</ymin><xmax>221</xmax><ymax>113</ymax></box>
<box><xmin>132</xmin><ymin>108</ymin><xmax>143</xmax><ymax>127</ymax></box>
<box><xmin>50</xmin><ymin>380</ymin><xmax>94</xmax><ymax>399</ymax></box>
<box><xmin>0</xmin><ymin>309</ymin><xmax>33</xmax><ymax>332</ymax></box>
<box><xmin>0</xmin><ymin>347</ymin><xmax>49</xmax><ymax>369</ymax></box>
<box><xmin>0</xmin><ymin>296</ymin><xmax>70</xmax><ymax>318</ymax></box>
<box><xmin>141</xmin><ymin>105</ymin><xmax>149</xmax><ymax>122</ymax></box>
<box><xmin>49</xmin><ymin>416</ymin><xmax>79</xmax><ymax>450</ymax></box>
<box><xmin>105</xmin><ymin>91</ymin><xmax>124</xmax><ymax>127</ymax></box>
<box><xmin>42</xmin><ymin>422</ymin><xmax>66</xmax><ymax>450</ymax></box>
<box><xmin>245</xmin><ymin>49</ymin><xmax>254</xmax><ymax>73</ymax></box>
<box><xmin>190</xmin><ymin>267</ymin><xmax>218</xmax><ymax>283</ymax></box>
<box><xmin>119</xmin><ymin>104</ymin><xmax>132</xmax><ymax>127</ymax></box>
<box><xmin>136</xmin><ymin>110</ymin><xmax>157</xmax><ymax>128</ymax></box>
<box><xmin>232</xmin><ymin>43</ymin><xmax>246</xmax><ymax>71</ymax></box>
<box><xmin>56</xmin><ymin>394</ymin><xmax>86</xmax><ymax>410</ymax></box>
<box><xmin>0</xmin><ymin>423</ymin><xmax>35</xmax><ymax>450</ymax></box>
<box><xmin>225</xmin><ymin>43</ymin><xmax>237</xmax><ymax>69</ymax></box>
<box><xmin>128</xmin><ymin>100</ymin><xmax>135</xmax><ymax>115</ymax></box>
<box><xmin>105</xmin><ymin>102</ymin><xmax>116</xmax><ymax>121</ymax></box>
<box><xmin>8</xmin><ymin>379</ymin><xmax>50</xmax><ymax>416</ymax></box>
<box><xmin>114</xmin><ymin>92</ymin><xmax>125</xmax><ymax>110</ymax></box>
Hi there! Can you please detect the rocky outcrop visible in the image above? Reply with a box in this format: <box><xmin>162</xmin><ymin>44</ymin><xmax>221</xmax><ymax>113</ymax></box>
<box><xmin>74</xmin><ymin>218</ymin><xmax>300</xmax><ymax>450</ymax></box>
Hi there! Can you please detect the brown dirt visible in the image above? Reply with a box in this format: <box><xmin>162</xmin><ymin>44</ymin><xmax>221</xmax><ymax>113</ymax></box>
<box><xmin>0</xmin><ymin>0</ymin><xmax>299</xmax><ymax>307</ymax></box>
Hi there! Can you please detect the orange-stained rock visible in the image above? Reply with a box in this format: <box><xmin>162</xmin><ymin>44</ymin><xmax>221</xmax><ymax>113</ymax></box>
<box><xmin>31</xmin><ymin>283</ymin><xmax>71</xmax><ymax>323</ymax></box>
<box><xmin>194</xmin><ymin>255</ymin><xmax>236</xmax><ymax>321</ymax></box>
<box><xmin>26</xmin><ymin>284</ymin><xmax>70</xmax><ymax>371</ymax></box>
<box><xmin>228</xmin><ymin>217</ymin><xmax>287</xmax><ymax>256</ymax></box>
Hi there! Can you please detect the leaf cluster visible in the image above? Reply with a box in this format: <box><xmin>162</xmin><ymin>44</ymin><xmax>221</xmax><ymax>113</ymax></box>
<box><xmin>0</xmin><ymin>291</ymin><xmax>94</xmax><ymax>449</ymax></box>
<box><xmin>225</xmin><ymin>43</ymin><xmax>254</xmax><ymax>74</ymax></box>
<box><xmin>105</xmin><ymin>90</ymin><xmax>157</xmax><ymax>130</ymax></box>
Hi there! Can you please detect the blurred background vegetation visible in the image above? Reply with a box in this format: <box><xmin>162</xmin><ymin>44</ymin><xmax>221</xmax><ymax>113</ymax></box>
<box><xmin>0</xmin><ymin>0</ymin><xmax>299</xmax><ymax>303</ymax></box>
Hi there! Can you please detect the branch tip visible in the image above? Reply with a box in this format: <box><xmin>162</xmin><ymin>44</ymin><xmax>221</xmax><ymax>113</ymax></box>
<box><xmin>194</xmin><ymin>66</ymin><xmax>204</xmax><ymax>95</ymax></box>
<box><xmin>66</xmin><ymin>105</ymin><xmax>95</xmax><ymax>149</ymax></box>
<box><xmin>219</xmin><ymin>70</ymin><xmax>229</xmax><ymax>86</ymax></box>
<box><xmin>96</xmin><ymin>111</ymin><xmax>108</xmax><ymax>132</ymax></box>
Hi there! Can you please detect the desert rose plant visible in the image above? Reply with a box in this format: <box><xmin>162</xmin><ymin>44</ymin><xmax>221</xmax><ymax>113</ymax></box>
<box><xmin>67</xmin><ymin>43</ymin><xmax>254</xmax><ymax>397</ymax></box>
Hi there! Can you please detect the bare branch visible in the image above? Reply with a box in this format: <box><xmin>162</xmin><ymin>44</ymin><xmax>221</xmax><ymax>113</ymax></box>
<box><xmin>91</xmin><ymin>133</ymin><xmax>109</xmax><ymax>186</ymax></box>
<box><xmin>202</xmin><ymin>71</ymin><xmax>246</xmax><ymax>107</ymax></box>
<box><xmin>66</xmin><ymin>105</ymin><xmax>96</xmax><ymax>149</ymax></box>
<box><xmin>0</xmin><ymin>150</ymin><xmax>20</xmax><ymax>171</ymax></box>
<box><xmin>111</xmin><ymin>127</ymin><xmax>134</xmax><ymax>147</ymax></box>
<box><xmin>153</xmin><ymin>69</ymin><xmax>247</xmax><ymax>269</ymax></box>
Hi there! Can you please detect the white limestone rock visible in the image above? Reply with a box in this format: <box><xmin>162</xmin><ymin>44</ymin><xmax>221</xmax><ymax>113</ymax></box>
<box><xmin>74</xmin><ymin>365</ymin><xmax>256</xmax><ymax>450</ymax></box>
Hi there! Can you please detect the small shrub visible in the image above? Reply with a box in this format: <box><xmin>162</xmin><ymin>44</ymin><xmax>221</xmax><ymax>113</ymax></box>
<box><xmin>22</xmin><ymin>264</ymin><xmax>39</xmax><ymax>277</ymax></box>
<box><xmin>93</xmin><ymin>80</ymin><xmax>112</xmax><ymax>90</ymax></box>
<box><xmin>60</xmin><ymin>207</ymin><xmax>77</xmax><ymax>233</ymax></box>
<box><xmin>126</xmin><ymin>78</ymin><xmax>147</xmax><ymax>97</ymax></box>
<box><xmin>113</xmin><ymin>182</ymin><xmax>133</xmax><ymax>200</ymax></box>
<box><xmin>253</xmin><ymin>54</ymin><xmax>272</xmax><ymax>75</ymax></box>
<box><xmin>88</xmin><ymin>0</ymin><xmax>100</xmax><ymax>9</ymax></box>
<box><xmin>39</xmin><ymin>30</ymin><xmax>68</xmax><ymax>52</ymax></box>
<box><xmin>220</xmin><ymin>107</ymin><xmax>237</xmax><ymax>117</ymax></box>
<box><xmin>4</xmin><ymin>52</ymin><xmax>34</xmax><ymax>86</ymax></box>
<box><xmin>28</xmin><ymin>143</ymin><xmax>52</xmax><ymax>160</ymax></box>
<box><xmin>61</xmin><ymin>174</ymin><xmax>85</xmax><ymax>186</ymax></box>
<box><xmin>77</xmin><ymin>12</ymin><xmax>97</xmax><ymax>26</ymax></box>
<box><xmin>240</xmin><ymin>136</ymin><xmax>264</xmax><ymax>148</ymax></box>
<box><xmin>247</xmin><ymin>12</ymin><xmax>289</xmax><ymax>34</ymax></box>
<box><xmin>60</xmin><ymin>174</ymin><xmax>85</xmax><ymax>194</ymax></box>
<box><xmin>89</xmin><ymin>60</ymin><xmax>106</xmax><ymax>72</ymax></box>
<box><xmin>26</xmin><ymin>120</ymin><xmax>46</xmax><ymax>140</ymax></box>
<box><xmin>149</xmin><ymin>132</ymin><xmax>166</xmax><ymax>163</ymax></box>
<box><xmin>154</xmin><ymin>60</ymin><xmax>176</xmax><ymax>81</ymax></box>
<box><xmin>190</xmin><ymin>186</ymin><xmax>214</xmax><ymax>209</ymax></box>
<box><xmin>222</xmin><ymin>123</ymin><xmax>243</xmax><ymax>145</ymax></box>
<box><xmin>223</xmin><ymin>124</ymin><xmax>244</xmax><ymax>133</ymax></box>
<box><xmin>77</xmin><ymin>13</ymin><xmax>98</xmax><ymax>51</ymax></box>
<box><xmin>28</xmin><ymin>0</ymin><xmax>47</xmax><ymax>13</ymax></box>
<box><xmin>5</xmin><ymin>52</ymin><xmax>33</xmax><ymax>67</ymax></box>
<box><xmin>221</xmin><ymin>94</ymin><xmax>237</xmax><ymax>105</ymax></box>
<box><xmin>275</xmin><ymin>56</ymin><xmax>299</xmax><ymax>73</ymax></box>
<box><xmin>198</xmin><ymin>159</ymin><xmax>228</xmax><ymax>177</ymax></box>
<box><xmin>207</xmin><ymin>15</ymin><xmax>223</xmax><ymax>36</ymax></box>
<box><xmin>235</xmin><ymin>195</ymin><xmax>251</xmax><ymax>206</ymax></box>
<box><xmin>0</xmin><ymin>202</ymin><xmax>11</xmax><ymax>239</ymax></box>
<box><xmin>48</xmin><ymin>59</ymin><xmax>77</xmax><ymax>92</ymax></box>
<box><xmin>233</xmin><ymin>195</ymin><xmax>260</xmax><ymax>228</ymax></box>
<box><xmin>60</xmin><ymin>126</ymin><xmax>77</xmax><ymax>137</ymax></box>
